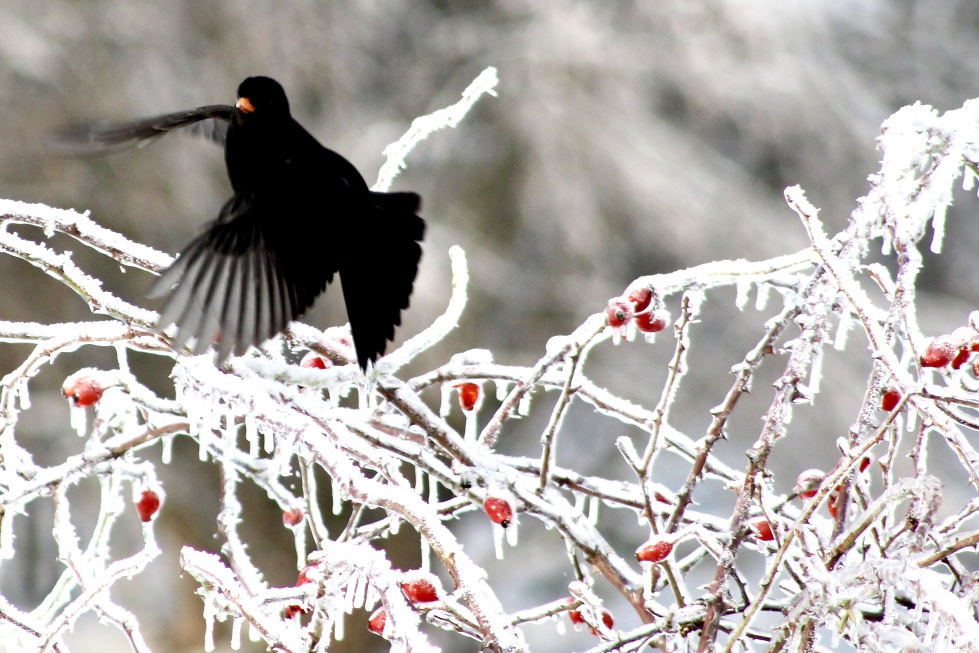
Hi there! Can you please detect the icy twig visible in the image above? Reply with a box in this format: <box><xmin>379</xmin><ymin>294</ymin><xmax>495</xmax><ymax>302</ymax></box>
<box><xmin>374</xmin><ymin>66</ymin><xmax>499</xmax><ymax>192</ymax></box>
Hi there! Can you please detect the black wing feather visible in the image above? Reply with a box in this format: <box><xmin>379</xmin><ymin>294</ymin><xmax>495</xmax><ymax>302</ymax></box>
<box><xmin>49</xmin><ymin>105</ymin><xmax>234</xmax><ymax>157</ymax></box>
<box><xmin>340</xmin><ymin>191</ymin><xmax>424</xmax><ymax>369</ymax></box>
<box><xmin>151</xmin><ymin>191</ymin><xmax>340</xmax><ymax>364</ymax></box>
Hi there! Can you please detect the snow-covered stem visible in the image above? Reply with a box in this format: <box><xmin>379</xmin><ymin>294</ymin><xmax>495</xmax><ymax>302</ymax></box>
<box><xmin>373</xmin><ymin>66</ymin><xmax>499</xmax><ymax>192</ymax></box>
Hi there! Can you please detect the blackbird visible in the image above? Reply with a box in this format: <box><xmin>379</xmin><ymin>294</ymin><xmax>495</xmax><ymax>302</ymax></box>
<box><xmin>54</xmin><ymin>76</ymin><xmax>425</xmax><ymax>370</ymax></box>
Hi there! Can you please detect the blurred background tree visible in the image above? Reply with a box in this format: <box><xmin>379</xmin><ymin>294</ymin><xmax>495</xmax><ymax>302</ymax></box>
<box><xmin>2</xmin><ymin>2</ymin><xmax>978</xmax><ymax>651</ymax></box>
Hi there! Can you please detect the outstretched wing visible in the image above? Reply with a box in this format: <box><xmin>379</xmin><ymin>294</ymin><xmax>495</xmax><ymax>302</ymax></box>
<box><xmin>339</xmin><ymin>191</ymin><xmax>425</xmax><ymax>370</ymax></box>
<box><xmin>150</xmin><ymin>190</ymin><xmax>338</xmax><ymax>364</ymax></box>
<box><xmin>49</xmin><ymin>105</ymin><xmax>234</xmax><ymax>156</ymax></box>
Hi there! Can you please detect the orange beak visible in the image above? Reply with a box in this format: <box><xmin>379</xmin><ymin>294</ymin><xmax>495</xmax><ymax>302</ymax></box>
<box><xmin>236</xmin><ymin>97</ymin><xmax>255</xmax><ymax>113</ymax></box>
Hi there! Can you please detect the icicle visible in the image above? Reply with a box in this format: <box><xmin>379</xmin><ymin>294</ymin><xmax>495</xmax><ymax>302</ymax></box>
<box><xmin>198</xmin><ymin>423</ymin><xmax>210</xmax><ymax>462</ymax></box>
<box><xmin>17</xmin><ymin>383</ymin><xmax>30</xmax><ymax>410</ymax></box>
<box><xmin>332</xmin><ymin>477</ymin><xmax>343</xmax><ymax>515</ymax></box>
<box><xmin>224</xmin><ymin>406</ymin><xmax>236</xmax><ymax>444</ymax></box>
<box><xmin>185</xmin><ymin>385</ymin><xmax>201</xmax><ymax>439</ymax></box>
<box><xmin>495</xmin><ymin>380</ymin><xmax>511</xmax><ymax>401</ymax></box>
<box><xmin>964</xmin><ymin>165</ymin><xmax>977</xmax><ymax>192</ymax></box>
<box><xmin>203</xmin><ymin>598</ymin><xmax>216</xmax><ymax>652</ymax></box>
<box><xmin>588</xmin><ymin>496</ymin><xmax>600</xmax><ymax>525</ymax></box>
<box><xmin>389</xmin><ymin>518</ymin><xmax>401</xmax><ymax>535</ymax></box>
<box><xmin>464</xmin><ymin>411</ymin><xmax>478</xmax><ymax>440</ymax></box>
<box><xmin>248</xmin><ymin>621</ymin><xmax>260</xmax><ymax>642</ymax></box>
<box><xmin>114</xmin><ymin>342</ymin><xmax>130</xmax><ymax>374</ymax></box>
<box><xmin>423</xmin><ymin>478</ymin><xmax>438</xmax><ymax>574</ymax></box>
<box><xmin>880</xmin><ymin>228</ymin><xmax>893</xmax><ymax>256</ymax></box>
<box><xmin>0</xmin><ymin>508</ymin><xmax>15</xmax><ymax>559</ymax></box>
<box><xmin>344</xmin><ymin>578</ymin><xmax>358</xmax><ymax>614</ymax></box>
<box><xmin>808</xmin><ymin>346</ymin><xmax>823</xmax><ymax>399</ymax></box>
<box><xmin>930</xmin><ymin>210</ymin><xmax>947</xmax><ymax>254</ymax></box>
<box><xmin>161</xmin><ymin>434</ymin><xmax>174</xmax><ymax>464</ymax></box>
<box><xmin>70</xmin><ymin>403</ymin><xmax>87</xmax><ymax>437</ymax></box>
<box><xmin>245</xmin><ymin>413</ymin><xmax>259</xmax><ymax>458</ymax></box>
<box><xmin>414</xmin><ymin>467</ymin><xmax>425</xmax><ymax>496</ymax></box>
<box><xmin>439</xmin><ymin>383</ymin><xmax>452</xmax><ymax>416</ymax></box>
<box><xmin>263</xmin><ymin>427</ymin><xmax>275</xmax><ymax>454</ymax></box>
<box><xmin>493</xmin><ymin>523</ymin><xmax>505</xmax><ymax>560</ymax></box>
<box><xmin>834</xmin><ymin>311</ymin><xmax>853</xmax><ymax>351</ymax></box>
<box><xmin>555</xmin><ymin>617</ymin><xmax>567</xmax><ymax>635</ymax></box>
<box><xmin>574</xmin><ymin>493</ymin><xmax>586</xmax><ymax>513</ymax></box>
<box><xmin>293</xmin><ymin>523</ymin><xmax>307</xmax><ymax>573</ymax></box>
<box><xmin>230</xmin><ymin>617</ymin><xmax>243</xmax><ymax>650</ymax></box>
<box><xmin>365</xmin><ymin>582</ymin><xmax>380</xmax><ymax>609</ymax></box>
<box><xmin>506</xmin><ymin>520</ymin><xmax>519</xmax><ymax>547</ymax></box>
<box><xmin>610</xmin><ymin>328</ymin><xmax>623</xmax><ymax>346</ymax></box>
<box><xmin>334</xmin><ymin>615</ymin><xmax>345</xmax><ymax>642</ymax></box>
<box><xmin>353</xmin><ymin>572</ymin><xmax>368</xmax><ymax>610</ymax></box>
<box><xmin>735</xmin><ymin>281</ymin><xmax>751</xmax><ymax>311</ymax></box>
<box><xmin>754</xmin><ymin>284</ymin><xmax>771</xmax><ymax>311</ymax></box>
<box><xmin>517</xmin><ymin>392</ymin><xmax>533</xmax><ymax>417</ymax></box>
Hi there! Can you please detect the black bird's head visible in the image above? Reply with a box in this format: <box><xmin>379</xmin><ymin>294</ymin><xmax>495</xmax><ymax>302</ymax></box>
<box><xmin>235</xmin><ymin>76</ymin><xmax>290</xmax><ymax>122</ymax></box>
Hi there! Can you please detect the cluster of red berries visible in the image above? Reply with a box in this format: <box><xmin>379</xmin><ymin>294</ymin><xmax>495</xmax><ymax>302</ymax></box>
<box><xmin>284</xmin><ymin>563</ymin><xmax>316</xmax><ymax>619</ymax></box>
<box><xmin>365</xmin><ymin>573</ymin><xmax>441</xmax><ymax>637</ymax></box>
<box><xmin>920</xmin><ymin>330</ymin><xmax>979</xmax><ymax>371</ymax></box>
<box><xmin>567</xmin><ymin>599</ymin><xmax>614</xmax><ymax>636</ymax></box>
<box><xmin>605</xmin><ymin>284</ymin><xmax>669</xmax><ymax>334</ymax></box>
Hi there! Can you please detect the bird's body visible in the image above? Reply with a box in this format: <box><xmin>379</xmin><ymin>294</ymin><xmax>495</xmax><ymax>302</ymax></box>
<box><xmin>55</xmin><ymin>76</ymin><xmax>425</xmax><ymax>369</ymax></box>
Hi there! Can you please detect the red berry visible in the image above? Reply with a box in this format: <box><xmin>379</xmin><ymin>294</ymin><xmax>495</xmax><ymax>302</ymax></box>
<box><xmin>136</xmin><ymin>490</ymin><xmax>161</xmax><ymax>522</ymax></box>
<box><xmin>793</xmin><ymin>469</ymin><xmax>825</xmax><ymax>499</ymax></box>
<box><xmin>286</xmin><ymin>563</ymin><xmax>318</xmax><ymax>618</ymax></box>
<box><xmin>858</xmin><ymin>454</ymin><xmax>872</xmax><ymax>473</ymax></box>
<box><xmin>750</xmin><ymin>518</ymin><xmax>774</xmax><ymax>541</ymax></box>
<box><xmin>484</xmin><ymin>495</ymin><xmax>514</xmax><ymax>528</ymax></box>
<box><xmin>952</xmin><ymin>348</ymin><xmax>972</xmax><ymax>370</ymax></box>
<box><xmin>650</xmin><ymin>484</ymin><xmax>674</xmax><ymax>504</ymax></box>
<box><xmin>367</xmin><ymin>607</ymin><xmax>387</xmax><ymax>636</ymax></box>
<box><xmin>606</xmin><ymin>298</ymin><xmax>633</xmax><ymax>328</ymax></box>
<box><xmin>283</xmin><ymin>509</ymin><xmax>304</xmax><ymax>527</ymax></box>
<box><xmin>568</xmin><ymin>608</ymin><xmax>585</xmax><ymax>625</ymax></box>
<box><xmin>456</xmin><ymin>382</ymin><xmax>480</xmax><ymax>411</ymax></box>
<box><xmin>921</xmin><ymin>336</ymin><xmax>957</xmax><ymax>368</ymax></box>
<box><xmin>300</xmin><ymin>351</ymin><xmax>330</xmax><ymax>369</ymax></box>
<box><xmin>635</xmin><ymin>309</ymin><xmax>669</xmax><ymax>333</ymax></box>
<box><xmin>626</xmin><ymin>285</ymin><xmax>652</xmax><ymax>312</ymax></box>
<box><xmin>62</xmin><ymin>373</ymin><xmax>104</xmax><ymax>407</ymax></box>
<box><xmin>296</xmin><ymin>563</ymin><xmax>318</xmax><ymax>586</ymax></box>
<box><xmin>401</xmin><ymin>575</ymin><xmax>439</xmax><ymax>604</ymax></box>
<box><xmin>636</xmin><ymin>537</ymin><xmax>673</xmax><ymax>563</ymax></box>
<box><xmin>880</xmin><ymin>389</ymin><xmax>901</xmax><ymax>412</ymax></box>
<box><xmin>599</xmin><ymin>609</ymin><xmax>613</xmax><ymax>631</ymax></box>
